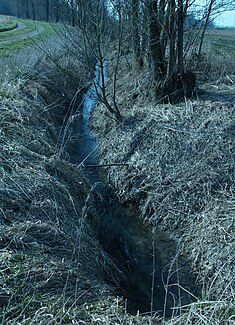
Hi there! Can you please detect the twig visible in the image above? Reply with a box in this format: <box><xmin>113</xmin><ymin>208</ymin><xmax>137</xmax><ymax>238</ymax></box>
<box><xmin>150</xmin><ymin>226</ymin><xmax>156</xmax><ymax>321</ymax></box>
<box><xmin>83</xmin><ymin>163</ymin><xmax>129</xmax><ymax>168</ymax></box>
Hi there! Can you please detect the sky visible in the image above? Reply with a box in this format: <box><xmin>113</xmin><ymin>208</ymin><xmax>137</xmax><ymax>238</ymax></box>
<box><xmin>215</xmin><ymin>10</ymin><xmax>235</xmax><ymax>27</ymax></box>
<box><xmin>193</xmin><ymin>0</ymin><xmax>235</xmax><ymax>28</ymax></box>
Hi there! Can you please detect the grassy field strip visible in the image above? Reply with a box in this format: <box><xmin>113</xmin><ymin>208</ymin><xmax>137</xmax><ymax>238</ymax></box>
<box><xmin>0</xmin><ymin>19</ymin><xmax>56</xmax><ymax>58</ymax></box>
<box><xmin>0</xmin><ymin>19</ymin><xmax>37</xmax><ymax>40</ymax></box>
<box><xmin>0</xmin><ymin>20</ymin><xmax>18</xmax><ymax>32</ymax></box>
<box><xmin>0</xmin><ymin>15</ymin><xmax>11</xmax><ymax>26</ymax></box>
<box><xmin>206</xmin><ymin>28</ymin><xmax>235</xmax><ymax>56</ymax></box>
<box><xmin>211</xmin><ymin>41</ymin><xmax>235</xmax><ymax>56</ymax></box>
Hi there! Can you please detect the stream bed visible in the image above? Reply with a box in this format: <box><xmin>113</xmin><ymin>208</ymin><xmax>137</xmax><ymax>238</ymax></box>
<box><xmin>65</xmin><ymin>65</ymin><xmax>199</xmax><ymax>317</ymax></box>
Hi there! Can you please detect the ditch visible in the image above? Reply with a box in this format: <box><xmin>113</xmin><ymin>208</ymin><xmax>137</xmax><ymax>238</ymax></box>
<box><xmin>65</xmin><ymin>64</ymin><xmax>200</xmax><ymax>317</ymax></box>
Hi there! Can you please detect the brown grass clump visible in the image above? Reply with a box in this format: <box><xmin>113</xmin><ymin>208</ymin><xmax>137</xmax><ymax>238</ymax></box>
<box><xmin>0</xmin><ymin>68</ymin><xmax>104</xmax><ymax>322</ymax></box>
<box><xmin>0</xmin><ymin>54</ymin><xmax>150</xmax><ymax>324</ymax></box>
<box><xmin>92</xmin><ymin>50</ymin><xmax>235</xmax><ymax>323</ymax></box>
<box><xmin>0</xmin><ymin>48</ymin><xmax>165</xmax><ymax>324</ymax></box>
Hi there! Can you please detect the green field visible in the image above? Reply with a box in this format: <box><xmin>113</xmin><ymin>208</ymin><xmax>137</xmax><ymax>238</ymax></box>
<box><xmin>0</xmin><ymin>20</ymin><xmax>17</xmax><ymax>32</ymax></box>
<box><xmin>206</xmin><ymin>28</ymin><xmax>235</xmax><ymax>56</ymax></box>
<box><xmin>0</xmin><ymin>17</ymin><xmax>56</xmax><ymax>57</ymax></box>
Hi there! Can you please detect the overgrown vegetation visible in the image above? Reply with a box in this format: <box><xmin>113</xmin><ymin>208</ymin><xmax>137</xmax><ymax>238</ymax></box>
<box><xmin>0</xmin><ymin>1</ymin><xmax>235</xmax><ymax>323</ymax></box>
<box><xmin>0</xmin><ymin>39</ymin><xmax>164</xmax><ymax>324</ymax></box>
<box><xmin>92</xmin><ymin>34</ymin><xmax>235</xmax><ymax>324</ymax></box>
<box><xmin>0</xmin><ymin>50</ymin><xmax>108</xmax><ymax>323</ymax></box>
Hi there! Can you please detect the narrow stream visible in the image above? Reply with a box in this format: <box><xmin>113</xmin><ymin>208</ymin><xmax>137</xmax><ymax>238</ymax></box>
<box><xmin>65</xmin><ymin>65</ymin><xmax>199</xmax><ymax>317</ymax></box>
<box><xmin>65</xmin><ymin>63</ymin><xmax>102</xmax><ymax>182</ymax></box>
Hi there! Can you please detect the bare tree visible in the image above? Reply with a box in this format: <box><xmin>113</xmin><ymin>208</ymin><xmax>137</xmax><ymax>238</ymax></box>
<box><xmin>177</xmin><ymin>0</ymin><xmax>184</xmax><ymax>74</ymax></box>
<box><xmin>25</xmin><ymin>0</ymin><xmax>30</xmax><ymax>19</ymax></box>
<box><xmin>0</xmin><ymin>0</ymin><xmax>16</xmax><ymax>15</ymax></box>
<box><xmin>131</xmin><ymin>0</ymin><xmax>143</xmax><ymax>69</ymax></box>
<box><xmin>139</xmin><ymin>0</ymin><xmax>196</xmax><ymax>102</ymax></box>
<box><xmin>93</xmin><ymin>0</ymin><xmax>123</xmax><ymax>122</ymax></box>
<box><xmin>197</xmin><ymin>0</ymin><xmax>235</xmax><ymax>55</ymax></box>
<box><xmin>148</xmin><ymin>0</ymin><xmax>166</xmax><ymax>83</ymax></box>
<box><xmin>168</xmin><ymin>0</ymin><xmax>176</xmax><ymax>77</ymax></box>
<box><xmin>45</xmin><ymin>0</ymin><xmax>50</xmax><ymax>22</ymax></box>
<box><xmin>33</xmin><ymin>0</ymin><xmax>234</xmax><ymax>111</ymax></box>
<box><xmin>62</xmin><ymin>0</ymin><xmax>123</xmax><ymax>122</ymax></box>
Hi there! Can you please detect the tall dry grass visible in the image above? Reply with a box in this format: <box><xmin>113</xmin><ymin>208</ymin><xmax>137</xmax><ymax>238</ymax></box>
<box><xmin>92</xmin><ymin>45</ymin><xmax>235</xmax><ymax>324</ymax></box>
<box><xmin>0</xmin><ymin>42</ymin><xmax>137</xmax><ymax>324</ymax></box>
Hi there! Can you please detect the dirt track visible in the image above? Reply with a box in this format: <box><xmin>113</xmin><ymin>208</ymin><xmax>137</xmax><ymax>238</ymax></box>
<box><xmin>0</xmin><ymin>20</ymin><xmax>44</xmax><ymax>45</ymax></box>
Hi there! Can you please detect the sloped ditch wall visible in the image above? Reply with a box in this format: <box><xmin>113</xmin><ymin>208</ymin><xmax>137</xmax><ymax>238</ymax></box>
<box><xmin>65</xmin><ymin>64</ymin><xmax>200</xmax><ymax>316</ymax></box>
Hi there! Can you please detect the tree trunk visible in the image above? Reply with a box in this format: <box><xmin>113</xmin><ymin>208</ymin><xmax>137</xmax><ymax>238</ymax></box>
<box><xmin>131</xmin><ymin>0</ymin><xmax>143</xmax><ymax>69</ymax></box>
<box><xmin>177</xmin><ymin>0</ymin><xmax>184</xmax><ymax>74</ymax></box>
<box><xmin>149</xmin><ymin>0</ymin><xmax>165</xmax><ymax>81</ymax></box>
<box><xmin>32</xmin><ymin>0</ymin><xmax>36</xmax><ymax>20</ymax></box>
<box><xmin>198</xmin><ymin>0</ymin><xmax>215</xmax><ymax>56</ymax></box>
<box><xmin>16</xmin><ymin>0</ymin><xmax>20</xmax><ymax>17</ymax></box>
<box><xmin>55</xmin><ymin>0</ymin><xmax>59</xmax><ymax>22</ymax></box>
<box><xmin>25</xmin><ymin>0</ymin><xmax>30</xmax><ymax>19</ymax></box>
<box><xmin>168</xmin><ymin>0</ymin><xmax>176</xmax><ymax>77</ymax></box>
<box><xmin>45</xmin><ymin>0</ymin><xmax>49</xmax><ymax>22</ymax></box>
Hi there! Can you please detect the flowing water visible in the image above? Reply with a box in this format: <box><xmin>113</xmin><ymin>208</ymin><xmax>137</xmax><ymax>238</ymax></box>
<box><xmin>65</xmin><ymin>64</ymin><xmax>199</xmax><ymax>316</ymax></box>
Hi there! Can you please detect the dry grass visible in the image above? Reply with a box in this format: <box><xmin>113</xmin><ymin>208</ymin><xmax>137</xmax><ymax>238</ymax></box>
<box><xmin>185</xmin><ymin>32</ymin><xmax>235</xmax><ymax>83</ymax></box>
<box><xmin>0</xmin><ymin>48</ymin><xmax>162</xmax><ymax>324</ymax></box>
<box><xmin>1</xmin><ymin>23</ymin><xmax>234</xmax><ymax>324</ymax></box>
<box><xmin>0</xmin><ymin>38</ymin><xmax>168</xmax><ymax>323</ymax></box>
<box><xmin>92</xmin><ymin>48</ymin><xmax>235</xmax><ymax>324</ymax></box>
<box><xmin>0</xmin><ymin>61</ymin><xmax>108</xmax><ymax>323</ymax></box>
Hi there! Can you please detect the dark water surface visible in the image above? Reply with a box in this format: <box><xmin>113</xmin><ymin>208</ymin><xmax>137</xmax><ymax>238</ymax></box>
<box><xmin>65</xmin><ymin>65</ymin><xmax>199</xmax><ymax>316</ymax></box>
